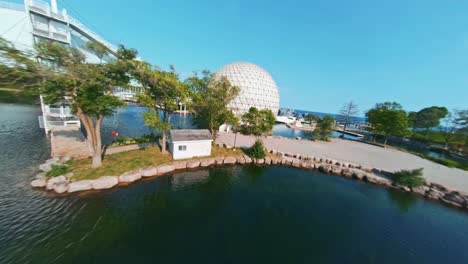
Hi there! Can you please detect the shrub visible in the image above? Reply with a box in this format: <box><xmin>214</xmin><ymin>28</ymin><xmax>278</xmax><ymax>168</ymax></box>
<box><xmin>393</xmin><ymin>168</ymin><xmax>425</xmax><ymax>188</ymax></box>
<box><xmin>47</xmin><ymin>164</ymin><xmax>69</xmax><ymax>177</ymax></box>
<box><xmin>246</xmin><ymin>139</ymin><xmax>266</xmax><ymax>159</ymax></box>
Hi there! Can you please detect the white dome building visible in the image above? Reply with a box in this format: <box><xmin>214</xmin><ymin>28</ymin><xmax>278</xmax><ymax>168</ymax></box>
<box><xmin>215</xmin><ymin>62</ymin><xmax>280</xmax><ymax>116</ymax></box>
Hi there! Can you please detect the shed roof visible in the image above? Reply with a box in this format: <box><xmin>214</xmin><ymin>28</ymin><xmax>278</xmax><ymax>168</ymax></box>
<box><xmin>170</xmin><ymin>129</ymin><xmax>213</xmax><ymax>142</ymax></box>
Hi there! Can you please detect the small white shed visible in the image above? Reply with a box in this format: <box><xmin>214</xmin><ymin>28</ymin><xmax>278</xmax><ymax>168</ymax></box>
<box><xmin>169</xmin><ymin>129</ymin><xmax>213</xmax><ymax>160</ymax></box>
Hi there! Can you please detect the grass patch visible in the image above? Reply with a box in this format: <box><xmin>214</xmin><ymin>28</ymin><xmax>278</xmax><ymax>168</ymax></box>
<box><xmin>393</xmin><ymin>168</ymin><xmax>425</xmax><ymax>188</ymax></box>
<box><xmin>411</xmin><ymin>153</ymin><xmax>468</xmax><ymax>171</ymax></box>
<box><xmin>70</xmin><ymin>147</ymin><xmax>172</xmax><ymax>181</ymax></box>
<box><xmin>69</xmin><ymin>145</ymin><xmax>248</xmax><ymax>181</ymax></box>
<box><xmin>47</xmin><ymin>164</ymin><xmax>69</xmax><ymax>177</ymax></box>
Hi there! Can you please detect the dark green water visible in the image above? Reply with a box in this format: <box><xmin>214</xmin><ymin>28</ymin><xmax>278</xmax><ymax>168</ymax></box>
<box><xmin>2</xmin><ymin>103</ymin><xmax>468</xmax><ymax>264</ymax></box>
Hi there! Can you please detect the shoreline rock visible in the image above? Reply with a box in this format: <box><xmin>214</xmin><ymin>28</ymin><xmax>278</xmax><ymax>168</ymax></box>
<box><xmin>32</xmin><ymin>154</ymin><xmax>468</xmax><ymax>211</ymax></box>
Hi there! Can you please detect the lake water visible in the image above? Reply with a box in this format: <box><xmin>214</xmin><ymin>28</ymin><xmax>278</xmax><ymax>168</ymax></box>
<box><xmin>2</xmin><ymin>103</ymin><xmax>468</xmax><ymax>263</ymax></box>
<box><xmin>100</xmin><ymin>105</ymin><xmax>360</xmax><ymax>142</ymax></box>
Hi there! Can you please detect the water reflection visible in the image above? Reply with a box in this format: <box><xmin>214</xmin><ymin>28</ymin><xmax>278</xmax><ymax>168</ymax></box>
<box><xmin>387</xmin><ymin>189</ymin><xmax>420</xmax><ymax>212</ymax></box>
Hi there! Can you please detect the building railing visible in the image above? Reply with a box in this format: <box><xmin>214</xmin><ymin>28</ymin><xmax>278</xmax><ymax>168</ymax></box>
<box><xmin>68</xmin><ymin>16</ymin><xmax>118</xmax><ymax>53</ymax></box>
<box><xmin>29</xmin><ymin>0</ymin><xmax>50</xmax><ymax>15</ymax></box>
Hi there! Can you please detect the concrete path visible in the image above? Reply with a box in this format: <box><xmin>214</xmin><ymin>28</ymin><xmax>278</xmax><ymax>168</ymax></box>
<box><xmin>216</xmin><ymin>132</ymin><xmax>468</xmax><ymax>193</ymax></box>
<box><xmin>50</xmin><ymin>126</ymin><xmax>89</xmax><ymax>159</ymax></box>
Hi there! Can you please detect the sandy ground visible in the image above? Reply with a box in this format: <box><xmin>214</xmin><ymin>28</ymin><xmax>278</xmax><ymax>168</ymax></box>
<box><xmin>216</xmin><ymin>132</ymin><xmax>468</xmax><ymax>193</ymax></box>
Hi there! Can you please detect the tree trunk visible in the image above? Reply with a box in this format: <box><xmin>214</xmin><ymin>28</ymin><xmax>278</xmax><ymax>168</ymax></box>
<box><xmin>92</xmin><ymin>115</ymin><xmax>104</xmax><ymax>168</ymax></box>
<box><xmin>342</xmin><ymin>123</ymin><xmax>347</xmax><ymax>137</ymax></box>
<box><xmin>384</xmin><ymin>135</ymin><xmax>388</xmax><ymax>146</ymax></box>
<box><xmin>161</xmin><ymin>131</ymin><xmax>167</xmax><ymax>153</ymax></box>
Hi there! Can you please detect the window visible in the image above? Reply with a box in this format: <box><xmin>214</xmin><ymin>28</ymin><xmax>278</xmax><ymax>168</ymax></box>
<box><xmin>178</xmin><ymin>145</ymin><xmax>187</xmax><ymax>151</ymax></box>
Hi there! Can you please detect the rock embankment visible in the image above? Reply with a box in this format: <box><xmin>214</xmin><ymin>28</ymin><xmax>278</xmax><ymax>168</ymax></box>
<box><xmin>33</xmin><ymin>150</ymin><xmax>468</xmax><ymax>211</ymax></box>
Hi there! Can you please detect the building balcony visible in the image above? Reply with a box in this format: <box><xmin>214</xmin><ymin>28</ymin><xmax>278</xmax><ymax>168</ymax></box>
<box><xmin>32</xmin><ymin>28</ymin><xmax>69</xmax><ymax>43</ymax></box>
<box><xmin>44</xmin><ymin>105</ymin><xmax>74</xmax><ymax>118</ymax></box>
<box><xmin>28</xmin><ymin>0</ymin><xmax>68</xmax><ymax>23</ymax></box>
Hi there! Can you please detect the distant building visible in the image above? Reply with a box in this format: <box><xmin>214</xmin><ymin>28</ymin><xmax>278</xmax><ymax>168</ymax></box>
<box><xmin>0</xmin><ymin>0</ymin><xmax>129</xmax><ymax>133</ymax></box>
<box><xmin>169</xmin><ymin>129</ymin><xmax>213</xmax><ymax>160</ymax></box>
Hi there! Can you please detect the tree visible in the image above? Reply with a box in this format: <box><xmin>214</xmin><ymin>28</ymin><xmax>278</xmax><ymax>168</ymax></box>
<box><xmin>135</xmin><ymin>64</ymin><xmax>189</xmax><ymax>153</ymax></box>
<box><xmin>366</xmin><ymin>102</ymin><xmax>409</xmax><ymax>145</ymax></box>
<box><xmin>187</xmin><ymin>71</ymin><xmax>240</xmax><ymax>138</ymax></box>
<box><xmin>0</xmin><ymin>38</ymin><xmax>136</xmax><ymax>167</ymax></box>
<box><xmin>408</xmin><ymin>106</ymin><xmax>448</xmax><ymax>136</ymax></box>
<box><xmin>245</xmin><ymin>139</ymin><xmax>266</xmax><ymax>159</ymax></box>
<box><xmin>304</xmin><ymin>113</ymin><xmax>319</xmax><ymax>123</ymax></box>
<box><xmin>393</xmin><ymin>168</ymin><xmax>425</xmax><ymax>188</ymax></box>
<box><xmin>313</xmin><ymin>116</ymin><xmax>335</xmax><ymax>141</ymax></box>
<box><xmin>86</xmin><ymin>41</ymin><xmax>108</xmax><ymax>63</ymax></box>
<box><xmin>440</xmin><ymin>111</ymin><xmax>460</xmax><ymax>150</ymax></box>
<box><xmin>240</xmin><ymin>107</ymin><xmax>276</xmax><ymax>136</ymax></box>
<box><xmin>338</xmin><ymin>101</ymin><xmax>359</xmax><ymax>136</ymax></box>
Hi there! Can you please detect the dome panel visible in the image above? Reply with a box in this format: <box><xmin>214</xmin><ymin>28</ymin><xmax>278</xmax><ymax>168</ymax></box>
<box><xmin>215</xmin><ymin>62</ymin><xmax>280</xmax><ymax>116</ymax></box>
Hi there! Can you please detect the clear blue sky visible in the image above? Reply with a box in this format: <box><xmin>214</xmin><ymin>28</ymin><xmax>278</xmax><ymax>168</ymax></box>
<box><xmin>61</xmin><ymin>0</ymin><xmax>467</xmax><ymax>115</ymax></box>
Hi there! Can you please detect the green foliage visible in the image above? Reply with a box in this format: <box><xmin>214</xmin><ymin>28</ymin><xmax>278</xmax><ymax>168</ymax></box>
<box><xmin>134</xmin><ymin>64</ymin><xmax>189</xmax><ymax>152</ymax></box>
<box><xmin>393</xmin><ymin>168</ymin><xmax>425</xmax><ymax>188</ymax></box>
<box><xmin>86</xmin><ymin>41</ymin><xmax>108</xmax><ymax>62</ymax></box>
<box><xmin>47</xmin><ymin>164</ymin><xmax>69</xmax><ymax>178</ymax></box>
<box><xmin>241</xmin><ymin>107</ymin><xmax>276</xmax><ymax>136</ymax></box>
<box><xmin>313</xmin><ymin>116</ymin><xmax>335</xmax><ymax>141</ymax></box>
<box><xmin>366</xmin><ymin>102</ymin><xmax>409</xmax><ymax>144</ymax></box>
<box><xmin>246</xmin><ymin>139</ymin><xmax>267</xmax><ymax>159</ymax></box>
<box><xmin>304</xmin><ymin>114</ymin><xmax>319</xmax><ymax>122</ymax></box>
<box><xmin>411</xmin><ymin>152</ymin><xmax>468</xmax><ymax>171</ymax></box>
<box><xmin>408</xmin><ymin>106</ymin><xmax>448</xmax><ymax>131</ymax></box>
<box><xmin>188</xmin><ymin>72</ymin><xmax>240</xmax><ymax>137</ymax></box>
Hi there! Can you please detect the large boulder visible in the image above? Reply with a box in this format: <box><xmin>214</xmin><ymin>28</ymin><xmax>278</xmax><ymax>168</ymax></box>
<box><xmin>271</xmin><ymin>157</ymin><xmax>278</xmax><ymax>165</ymax></box>
<box><xmin>92</xmin><ymin>176</ymin><xmax>119</xmax><ymax>190</ymax></box>
<box><xmin>243</xmin><ymin>155</ymin><xmax>252</xmax><ymax>164</ymax></box>
<box><xmin>200</xmin><ymin>158</ymin><xmax>215</xmax><ymax>167</ymax></box>
<box><xmin>224</xmin><ymin>157</ymin><xmax>237</xmax><ymax>164</ymax></box>
<box><xmin>292</xmin><ymin>160</ymin><xmax>301</xmax><ymax>168</ymax></box>
<box><xmin>53</xmin><ymin>182</ymin><xmax>69</xmax><ymax>194</ymax></box>
<box><xmin>119</xmin><ymin>171</ymin><xmax>142</xmax><ymax>183</ymax></box>
<box><xmin>186</xmin><ymin>160</ymin><xmax>201</xmax><ymax>169</ymax></box>
<box><xmin>330</xmin><ymin>165</ymin><xmax>342</xmax><ymax>175</ymax></box>
<box><xmin>157</xmin><ymin>164</ymin><xmax>175</xmax><ymax>175</ymax></box>
<box><xmin>256</xmin><ymin>158</ymin><xmax>265</xmax><ymax>164</ymax></box>
<box><xmin>39</xmin><ymin>159</ymin><xmax>61</xmax><ymax>172</ymax></box>
<box><xmin>318</xmin><ymin>164</ymin><xmax>331</xmax><ymax>174</ymax></box>
<box><xmin>237</xmin><ymin>157</ymin><xmax>246</xmax><ymax>164</ymax></box>
<box><xmin>46</xmin><ymin>176</ymin><xmax>67</xmax><ymax>190</ymax></box>
<box><xmin>264</xmin><ymin>157</ymin><xmax>271</xmax><ymax>165</ymax></box>
<box><xmin>173</xmin><ymin>161</ymin><xmax>187</xmax><ymax>170</ymax></box>
<box><xmin>31</xmin><ymin>178</ymin><xmax>47</xmax><ymax>188</ymax></box>
<box><xmin>141</xmin><ymin>166</ymin><xmax>158</xmax><ymax>177</ymax></box>
<box><xmin>441</xmin><ymin>193</ymin><xmax>466</xmax><ymax>208</ymax></box>
<box><xmin>68</xmin><ymin>180</ymin><xmax>94</xmax><ymax>193</ymax></box>
<box><xmin>341</xmin><ymin>168</ymin><xmax>353</xmax><ymax>178</ymax></box>
<box><xmin>215</xmin><ymin>157</ymin><xmax>225</xmax><ymax>165</ymax></box>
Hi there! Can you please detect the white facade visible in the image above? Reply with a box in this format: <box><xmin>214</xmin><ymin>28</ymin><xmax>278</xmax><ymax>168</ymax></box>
<box><xmin>215</xmin><ymin>62</ymin><xmax>280</xmax><ymax>116</ymax></box>
<box><xmin>169</xmin><ymin>130</ymin><xmax>213</xmax><ymax>160</ymax></box>
<box><xmin>169</xmin><ymin>140</ymin><xmax>213</xmax><ymax>160</ymax></box>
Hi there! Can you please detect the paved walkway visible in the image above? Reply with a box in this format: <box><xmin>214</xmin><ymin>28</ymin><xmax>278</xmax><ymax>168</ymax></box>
<box><xmin>216</xmin><ymin>132</ymin><xmax>468</xmax><ymax>193</ymax></box>
<box><xmin>50</xmin><ymin>126</ymin><xmax>89</xmax><ymax>158</ymax></box>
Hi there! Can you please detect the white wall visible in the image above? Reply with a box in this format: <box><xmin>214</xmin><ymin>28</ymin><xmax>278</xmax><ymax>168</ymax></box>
<box><xmin>0</xmin><ymin>7</ymin><xmax>34</xmax><ymax>51</ymax></box>
<box><xmin>169</xmin><ymin>140</ymin><xmax>212</xmax><ymax>160</ymax></box>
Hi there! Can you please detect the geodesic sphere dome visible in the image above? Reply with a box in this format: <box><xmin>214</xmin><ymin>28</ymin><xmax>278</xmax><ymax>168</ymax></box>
<box><xmin>215</xmin><ymin>62</ymin><xmax>280</xmax><ymax>116</ymax></box>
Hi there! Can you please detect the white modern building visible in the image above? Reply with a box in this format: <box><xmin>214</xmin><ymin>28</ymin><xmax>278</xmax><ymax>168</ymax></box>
<box><xmin>215</xmin><ymin>62</ymin><xmax>280</xmax><ymax>116</ymax></box>
<box><xmin>0</xmin><ymin>0</ymin><xmax>120</xmax><ymax>133</ymax></box>
<box><xmin>169</xmin><ymin>129</ymin><xmax>213</xmax><ymax>160</ymax></box>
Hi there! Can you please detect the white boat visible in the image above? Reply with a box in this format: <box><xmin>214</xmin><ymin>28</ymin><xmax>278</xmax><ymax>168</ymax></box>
<box><xmin>276</xmin><ymin>115</ymin><xmax>296</xmax><ymax>124</ymax></box>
